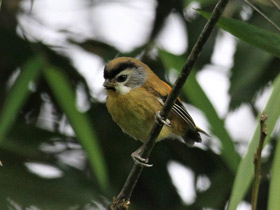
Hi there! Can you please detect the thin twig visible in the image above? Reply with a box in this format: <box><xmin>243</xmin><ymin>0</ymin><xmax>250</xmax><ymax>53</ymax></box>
<box><xmin>110</xmin><ymin>0</ymin><xmax>230</xmax><ymax>209</ymax></box>
<box><xmin>270</xmin><ymin>0</ymin><xmax>280</xmax><ymax>10</ymax></box>
<box><xmin>251</xmin><ymin>112</ymin><xmax>267</xmax><ymax>210</ymax></box>
<box><xmin>243</xmin><ymin>0</ymin><xmax>280</xmax><ymax>32</ymax></box>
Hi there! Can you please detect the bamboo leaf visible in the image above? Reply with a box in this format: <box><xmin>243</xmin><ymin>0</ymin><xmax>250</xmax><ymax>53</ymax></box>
<box><xmin>0</xmin><ymin>56</ymin><xmax>42</xmax><ymax>142</ymax></box>
<box><xmin>228</xmin><ymin>75</ymin><xmax>280</xmax><ymax>210</ymax></box>
<box><xmin>228</xmin><ymin>43</ymin><xmax>275</xmax><ymax>110</ymax></box>
<box><xmin>185</xmin><ymin>73</ymin><xmax>240</xmax><ymax>172</ymax></box>
<box><xmin>267</xmin><ymin>134</ymin><xmax>280</xmax><ymax>210</ymax></box>
<box><xmin>198</xmin><ymin>10</ymin><xmax>280</xmax><ymax>58</ymax></box>
<box><xmin>43</xmin><ymin>67</ymin><xmax>108</xmax><ymax>190</ymax></box>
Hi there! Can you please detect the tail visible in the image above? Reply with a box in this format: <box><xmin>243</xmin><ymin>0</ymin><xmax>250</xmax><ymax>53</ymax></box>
<box><xmin>196</xmin><ymin>126</ymin><xmax>210</xmax><ymax>137</ymax></box>
<box><xmin>183</xmin><ymin>126</ymin><xmax>209</xmax><ymax>147</ymax></box>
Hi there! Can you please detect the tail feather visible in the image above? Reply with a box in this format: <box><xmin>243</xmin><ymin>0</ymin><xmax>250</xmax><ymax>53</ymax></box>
<box><xmin>183</xmin><ymin>127</ymin><xmax>209</xmax><ymax>147</ymax></box>
<box><xmin>196</xmin><ymin>126</ymin><xmax>210</xmax><ymax>137</ymax></box>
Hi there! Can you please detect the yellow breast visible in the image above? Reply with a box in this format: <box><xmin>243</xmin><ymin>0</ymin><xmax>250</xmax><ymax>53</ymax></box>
<box><xmin>106</xmin><ymin>86</ymin><xmax>176</xmax><ymax>142</ymax></box>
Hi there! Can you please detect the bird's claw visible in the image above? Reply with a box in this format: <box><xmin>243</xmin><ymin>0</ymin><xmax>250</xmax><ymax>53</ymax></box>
<box><xmin>131</xmin><ymin>151</ymin><xmax>153</xmax><ymax>167</ymax></box>
<box><xmin>156</xmin><ymin>111</ymin><xmax>172</xmax><ymax>127</ymax></box>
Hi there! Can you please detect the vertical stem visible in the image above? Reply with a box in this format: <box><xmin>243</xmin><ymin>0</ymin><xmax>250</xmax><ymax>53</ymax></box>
<box><xmin>251</xmin><ymin>112</ymin><xmax>267</xmax><ymax>210</ymax></box>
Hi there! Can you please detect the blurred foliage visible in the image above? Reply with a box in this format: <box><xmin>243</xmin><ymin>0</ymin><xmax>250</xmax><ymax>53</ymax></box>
<box><xmin>199</xmin><ymin>9</ymin><xmax>280</xmax><ymax>109</ymax></box>
<box><xmin>0</xmin><ymin>0</ymin><xmax>280</xmax><ymax>209</ymax></box>
<box><xmin>228</xmin><ymin>75</ymin><xmax>280</xmax><ymax>210</ymax></box>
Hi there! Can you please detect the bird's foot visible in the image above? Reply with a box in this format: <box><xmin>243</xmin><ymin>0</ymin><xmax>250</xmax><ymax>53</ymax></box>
<box><xmin>156</xmin><ymin>111</ymin><xmax>172</xmax><ymax>127</ymax></box>
<box><xmin>131</xmin><ymin>146</ymin><xmax>153</xmax><ymax>167</ymax></box>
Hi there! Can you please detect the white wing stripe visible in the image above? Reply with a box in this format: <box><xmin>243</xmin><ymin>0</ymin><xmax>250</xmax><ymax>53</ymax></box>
<box><xmin>172</xmin><ymin>103</ymin><xmax>196</xmax><ymax>128</ymax></box>
<box><xmin>157</xmin><ymin>97</ymin><xmax>196</xmax><ymax>128</ymax></box>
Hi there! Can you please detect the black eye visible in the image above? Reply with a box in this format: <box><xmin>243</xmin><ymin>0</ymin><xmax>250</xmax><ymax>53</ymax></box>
<box><xmin>116</xmin><ymin>75</ymin><xmax>128</xmax><ymax>82</ymax></box>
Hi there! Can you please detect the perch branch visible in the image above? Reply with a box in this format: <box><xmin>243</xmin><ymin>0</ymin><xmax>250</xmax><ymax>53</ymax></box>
<box><xmin>111</xmin><ymin>0</ymin><xmax>230</xmax><ymax>209</ymax></box>
<box><xmin>251</xmin><ymin>112</ymin><xmax>267</xmax><ymax>210</ymax></box>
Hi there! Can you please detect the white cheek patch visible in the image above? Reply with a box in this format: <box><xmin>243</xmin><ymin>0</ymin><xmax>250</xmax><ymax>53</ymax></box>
<box><xmin>116</xmin><ymin>83</ymin><xmax>132</xmax><ymax>95</ymax></box>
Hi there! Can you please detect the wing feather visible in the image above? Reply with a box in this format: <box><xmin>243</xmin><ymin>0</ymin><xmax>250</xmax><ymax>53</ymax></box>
<box><xmin>172</xmin><ymin>102</ymin><xmax>196</xmax><ymax>128</ymax></box>
<box><xmin>157</xmin><ymin>96</ymin><xmax>196</xmax><ymax>129</ymax></box>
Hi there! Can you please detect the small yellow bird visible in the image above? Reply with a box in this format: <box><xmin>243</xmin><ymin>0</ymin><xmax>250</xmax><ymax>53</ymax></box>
<box><xmin>103</xmin><ymin>57</ymin><xmax>208</xmax><ymax>166</ymax></box>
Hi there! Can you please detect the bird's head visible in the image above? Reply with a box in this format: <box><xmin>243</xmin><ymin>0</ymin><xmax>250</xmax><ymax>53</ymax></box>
<box><xmin>103</xmin><ymin>57</ymin><xmax>150</xmax><ymax>95</ymax></box>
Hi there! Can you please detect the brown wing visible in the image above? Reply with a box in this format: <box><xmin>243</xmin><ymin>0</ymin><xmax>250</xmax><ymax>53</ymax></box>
<box><xmin>153</xmin><ymin>81</ymin><xmax>195</xmax><ymax>128</ymax></box>
<box><xmin>172</xmin><ymin>99</ymin><xmax>196</xmax><ymax>130</ymax></box>
<box><xmin>150</xmin><ymin>79</ymin><xmax>208</xmax><ymax>145</ymax></box>
<box><xmin>158</xmin><ymin>95</ymin><xmax>196</xmax><ymax>130</ymax></box>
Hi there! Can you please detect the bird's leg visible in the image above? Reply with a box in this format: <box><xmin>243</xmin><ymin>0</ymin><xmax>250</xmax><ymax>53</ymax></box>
<box><xmin>156</xmin><ymin>111</ymin><xmax>172</xmax><ymax>127</ymax></box>
<box><xmin>131</xmin><ymin>145</ymin><xmax>153</xmax><ymax>167</ymax></box>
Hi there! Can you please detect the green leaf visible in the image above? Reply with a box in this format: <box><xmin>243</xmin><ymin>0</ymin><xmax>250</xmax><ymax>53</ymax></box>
<box><xmin>198</xmin><ymin>10</ymin><xmax>280</xmax><ymax>58</ymax></box>
<box><xmin>159</xmin><ymin>50</ymin><xmax>240</xmax><ymax>173</ymax></box>
<box><xmin>0</xmin><ymin>56</ymin><xmax>42</xmax><ymax>142</ymax></box>
<box><xmin>268</xmin><ymin>135</ymin><xmax>280</xmax><ymax>210</ymax></box>
<box><xmin>1</xmin><ymin>123</ymin><xmax>64</xmax><ymax>160</ymax></box>
<box><xmin>43</xmin><ymin>67</ymin><xmax>109</xmax><ymax>190</ymax></box>
<box><xmin>229</xmin><ymin>42</ymin><xmax>275</xmax><ymax>109</ymax></box>
<box><xmin>185</xmin><ymin>73</ymin><xmax>240</xmax><ymax>172</ymax></box>
<box><xmin>228</xmin><ymin>75</ymin><xmax>280</xmax><ymax>210</ymax></box>
<box><xmin>0</xmin><ymin>149</ymin><xmax>104</xmax><ymax>209</ymax></box>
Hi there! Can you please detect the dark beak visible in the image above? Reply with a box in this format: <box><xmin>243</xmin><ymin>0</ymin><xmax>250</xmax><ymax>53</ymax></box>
<box><xmin>103</xmin><ymin>80</ymin><xmax>116</xmax><ymax>91</ymax></box>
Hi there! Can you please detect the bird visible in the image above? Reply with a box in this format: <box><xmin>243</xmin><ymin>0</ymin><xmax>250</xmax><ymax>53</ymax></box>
<box><xmin>103</xmin><ymin>57</ymin><xmax>208</xmax><ymax>167</ymax></box>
